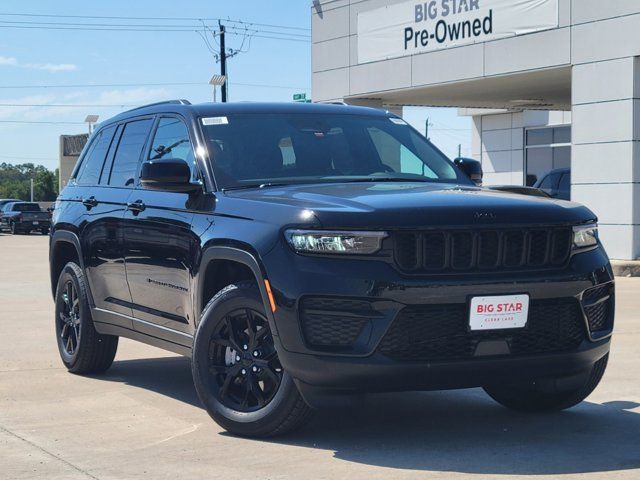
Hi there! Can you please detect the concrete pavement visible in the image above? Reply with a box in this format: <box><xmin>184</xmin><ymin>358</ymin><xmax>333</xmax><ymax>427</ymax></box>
<box><xmin>1</xmin><ymin>233</ymin><xmax>639</xmax><ymax>480</ymax></box>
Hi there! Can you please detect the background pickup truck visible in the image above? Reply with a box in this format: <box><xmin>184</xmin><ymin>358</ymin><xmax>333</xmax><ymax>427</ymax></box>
<box><xmin>0</xmin><ymin>202</ymin><xmax>50</xmax><ymax>235</ymax></box>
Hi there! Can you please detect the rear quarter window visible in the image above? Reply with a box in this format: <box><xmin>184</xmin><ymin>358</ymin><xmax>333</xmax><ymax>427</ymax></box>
<box><xmin>75</xmin><ymin>125</ymin><xmax>117</xmax><ymax>186</ymax></box>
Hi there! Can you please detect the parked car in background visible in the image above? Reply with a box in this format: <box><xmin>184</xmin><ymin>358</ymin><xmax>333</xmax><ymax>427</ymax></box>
<box><xmin>0</xmin><ymin>198</ymin><xmax>22</xmax><ymax>210</ymax></box>
<box><xmin>0</xmin><ymin>199</ymin><xmax>22</xmax><ymax>232</ymax></box>
<box><xmin>1</xmin><ymin>202</ymin><xmax>51</xmax><ymax>235</ymax></box>
<box><xmin>488</xmin><ymin>185</ymin><xmax>551</xmax><ymax>198</ymax></box>
<box><xmin>534</xmin><ymin>168</ymin><xmax>571</xmax><ymax>200</ymax></box>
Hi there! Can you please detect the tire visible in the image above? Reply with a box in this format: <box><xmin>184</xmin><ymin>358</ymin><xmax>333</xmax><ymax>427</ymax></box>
<box><xmin>10</xmin><ymin>222</ymin><xmax>19</xmax><ymax>235</ymax></box>
<box><xmin>192</xmin><ymin>282</ymin><xmax>312</xmax><ymax>438</ymax></box>
<box><xmin>484</xmin><ymin>354</ymin><xmax>609</xmax><ymax>412</ymax></box>
<box><xmin>54</xmin><ymin>261</ymin><xmax>118</xmax><ymax>374</ymax></box>
<box><xmin>41</xmin><ymin>228</ymin><xmax>50</xmax><ymax>235</ymax></box>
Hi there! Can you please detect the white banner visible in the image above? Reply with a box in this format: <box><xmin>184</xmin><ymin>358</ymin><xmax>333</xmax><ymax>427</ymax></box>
<box><xmin>357</xmin><ymin>0</ymin><xmax>558</xmax><ymax>64</ymax></box>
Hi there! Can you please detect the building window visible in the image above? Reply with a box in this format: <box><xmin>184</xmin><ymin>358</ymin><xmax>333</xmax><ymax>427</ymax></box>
<box><xmin>524</xmin><ymin>125</ymin><xmax>570</xmax><ymax>186</ymax></box>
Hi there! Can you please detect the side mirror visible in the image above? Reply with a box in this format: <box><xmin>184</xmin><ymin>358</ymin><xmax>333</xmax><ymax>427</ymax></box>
<box><xmin>139</xmin><ymin>159</ymin><xmax>200</xmax><ymax>193</ymax></box>
<box><xmin>454</xmin><ymin>157</ymin><xmax>483</xmax><ymax>186</ymax></box>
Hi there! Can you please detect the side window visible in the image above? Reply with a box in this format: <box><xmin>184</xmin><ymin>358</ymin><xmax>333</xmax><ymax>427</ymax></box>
<box><xmin>108</xmin><ymin>119</ymin><xmax>154</xmax><ymax>187</ymax></box>
<box><xmin>75</xmin><ymin>125</ymin><xmax>117</xmax><ymax>186</ymax></box>
<box><xmin>149</xmin><ymin>117</ymin><xmax>198</xmax><ymax>180</ymax></box>
<box><xmin>559</xmin><ymin>173</ymin><xmax>570</xmax><ymax>192</ymax></box>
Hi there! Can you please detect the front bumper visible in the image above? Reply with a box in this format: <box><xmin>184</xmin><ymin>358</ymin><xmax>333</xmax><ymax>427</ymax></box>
<box><xmin>263</xmin><ymin>242</ymin><xmax>614</xmax><ymax>397</ymax></box>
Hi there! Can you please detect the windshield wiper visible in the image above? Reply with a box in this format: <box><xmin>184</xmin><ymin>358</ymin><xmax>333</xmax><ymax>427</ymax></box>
<box><xmin>333</xmin><ymin>176</ymin><xmax>432</xmax><ymax>183</ymax></box>
<box><xmin>221</xmin><ymin>182</ymin><xmax>291</xmax><ymax>192</ymax></box>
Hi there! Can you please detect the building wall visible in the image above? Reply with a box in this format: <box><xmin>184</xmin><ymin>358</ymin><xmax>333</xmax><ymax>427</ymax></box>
<box><xmin>469</xmin><ymin>110</ymin><xmax>571</xmax><ymax>186</ymax></box>
<box><xmin>59</xmin><ymin>134</ymin><xmax>88</xmax><ymax>192</ymax></box>
<box><xmin>312</xmin><ymin>0</ymin><xmax>640</xmax><ymax>259</ymax></box>
<box><xmin>311</xmin><ymin>0</ymin><xmax>573</xmax><ymax>104</ymax></box>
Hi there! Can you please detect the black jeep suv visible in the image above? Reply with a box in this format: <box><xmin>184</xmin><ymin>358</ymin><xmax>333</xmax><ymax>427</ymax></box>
<box><xmin>50</xmin><ymin>100</ymin><xmax>613</xmax><ymax>437</ymax></box>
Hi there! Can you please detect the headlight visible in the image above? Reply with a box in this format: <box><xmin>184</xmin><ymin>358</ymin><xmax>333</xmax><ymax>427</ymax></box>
<box><xmin>573</xmin><ymin>224</ymin><xmax>598</xmax><ymax>249</ymax></box>
<box><xmin>285</xmin><ymin>229</ymin><xmax>387</xmax><ymax>255</ymax></box>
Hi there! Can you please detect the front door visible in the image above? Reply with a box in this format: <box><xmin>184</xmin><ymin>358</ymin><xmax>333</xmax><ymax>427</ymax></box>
<box><xmin>123</xmin><ymin>116</ymin><xmax>200</xmax><ymax>337</ymax></box>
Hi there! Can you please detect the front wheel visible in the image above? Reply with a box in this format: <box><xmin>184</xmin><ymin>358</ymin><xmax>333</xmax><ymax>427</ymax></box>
<box><xmin>192</xmin><ymin>282</ymin><xmax>312</xmax><ymax>437</ymax></box>
<box><xmin>484</xmin><ymin>354</ymin><xmax>609</xmax><ymax>412</ymax></box>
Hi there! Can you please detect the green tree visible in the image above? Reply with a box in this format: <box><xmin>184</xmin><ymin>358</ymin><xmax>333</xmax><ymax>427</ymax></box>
<box><xmin>0</xmin><ymin>162</ymin><xmax>59</xmax><ymax>201</ymax></box>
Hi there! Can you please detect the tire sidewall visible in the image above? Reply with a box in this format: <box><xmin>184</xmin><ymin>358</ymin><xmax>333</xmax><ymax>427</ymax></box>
<box><xmin>192</xmin><ymin>284</ymin><xmax>295</xmax><ymax>428</ymax></box>
<box><xmin>54</xmin><ymin>263</ymin><xmax>90</xmax><ymax>369</ymax></box>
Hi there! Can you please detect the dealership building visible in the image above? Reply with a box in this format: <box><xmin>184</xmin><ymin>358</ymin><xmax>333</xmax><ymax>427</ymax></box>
<box><xmin>311</xmin><ymin>0</ymin><xmax>640</xmax><ymax>261</ymax></box>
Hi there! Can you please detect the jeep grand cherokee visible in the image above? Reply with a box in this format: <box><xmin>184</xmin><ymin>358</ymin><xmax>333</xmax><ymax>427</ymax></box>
<box><xmin>49</xmin><ymin>100</ymin><xmax>613</xmax><ymax>437</ymax></box>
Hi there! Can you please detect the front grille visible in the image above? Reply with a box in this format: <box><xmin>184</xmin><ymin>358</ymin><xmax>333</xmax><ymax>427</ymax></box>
<box><xmin>394</xmin><ymin>227</ymin><xmax>573</xmax><ymax>273</ymax></box>
<box><xmin>300</xmin><ymin>297</ymin><xmax>372</xmax><ymax>348</ymax></box>
<box><xmin>582</xmin><ymin>284</ymin><xmax>614</xmax><ymax>334</ymax></box>
<box><xmin>377</xmin><ymin>298</ymin><xmax>585</xmax><ymax>362</ymax></box>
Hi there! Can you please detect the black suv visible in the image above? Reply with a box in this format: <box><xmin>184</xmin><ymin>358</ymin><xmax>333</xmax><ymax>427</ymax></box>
<box><xmin>50</xmin><ymin>100</ymin><xmax>613</xmax><ymax>437</ymax></box>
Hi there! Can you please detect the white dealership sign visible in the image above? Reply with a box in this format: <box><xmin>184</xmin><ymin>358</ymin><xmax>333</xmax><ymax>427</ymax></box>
<box><xmin>357</xmin><ymin>0</ymin><xmax>559</xmax><ymax>63</ymax></box>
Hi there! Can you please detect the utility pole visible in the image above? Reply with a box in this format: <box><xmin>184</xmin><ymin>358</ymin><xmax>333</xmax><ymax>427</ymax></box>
<box><xmin>30</xmin><ymin>178</ymin><xmax>34</xmax><ymax>202</ymax></box>
<box><xmin>425</xmin><ymin>117</ymin><xmax>432</xmax><ymax>140</ymax></box>
<box><xmin>219</xmin><ymin>21</ymin><xmax>228</xmax><ymax>103</ymax></box>
<box><xmin>458</xmin><ymin>144</ymin><xmax>462</xmax><ymax>158</ymax></box>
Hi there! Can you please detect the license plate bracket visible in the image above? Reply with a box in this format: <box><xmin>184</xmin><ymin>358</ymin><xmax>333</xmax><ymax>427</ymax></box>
<box><xmin>469</xmin><ymin>294</ymin><xmax>529</xmax><ymax>331</ymax></box>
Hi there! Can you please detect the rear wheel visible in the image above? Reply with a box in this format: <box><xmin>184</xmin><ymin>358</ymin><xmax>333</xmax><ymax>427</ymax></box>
<box><xmin>41</xmin><ymin>228</ymin><xmax>50</xmax><ymax>235</ymax></box>
<box><xmin>55</xmin><ymin>262</ymin><xmax>118</xmax><ymax>374</ymax></box>
<box><xmin>484</xmin><ymin>354</ymin><xmax>609</xmax><ymax>412</ymax></box>
<box><xmin>192</xmin><ymin>282</ymin><xmax>312</xmax><ymax>437</ymax></box>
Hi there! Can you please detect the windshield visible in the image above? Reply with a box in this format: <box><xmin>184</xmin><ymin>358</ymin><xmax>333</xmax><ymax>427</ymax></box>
<box><xmin>13</xmin><ymin>203</ymin><xmax>40</xmax><ymax>212</ymax></box>
<box><xmin>200</xmin><ymin>113</ymin><xmax>468</xmax><ymax>189</ymax></box>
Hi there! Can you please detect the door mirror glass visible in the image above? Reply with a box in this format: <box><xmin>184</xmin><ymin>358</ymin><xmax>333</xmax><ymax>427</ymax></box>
<box><xmin>139</xmin><ymin>159</ymin><xmax>200</xmax><ymax>192</ymax></box>
<box><xmin>454</xmin><ymin>157</ymin><xmax>483</xmax><ymax>186</ymax></box>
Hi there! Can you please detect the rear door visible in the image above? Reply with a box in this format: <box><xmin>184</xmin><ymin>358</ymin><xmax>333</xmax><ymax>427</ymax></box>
<box><xmin>123</xmin><ymin>115</ymin><xmax>200</xmax><ymax>337</ymax></box>
<box><xmin>61</xmin><ymin>124</ymin><xmax>130</xmax><ymax>323</ymax></box>
<box><xmin>81</xmin><ymin>118</ymin><xmax>154</xmax><ymax>323</ymax></box>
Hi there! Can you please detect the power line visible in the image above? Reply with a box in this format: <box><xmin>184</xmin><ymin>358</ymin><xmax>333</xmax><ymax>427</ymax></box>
<box><xmin>0</xmin><ymin>103</ymin><xmax>138</xmax><ymax>108</ymax></box>
<box><xmin>0</xmin><ymin>81</ymin><xmax>309</xmax><ymax>90</ymax></box>
<box><xmin>0</xmin><ymin>12</ymin><xmax>310</xmax><ymax>31</ymax></box>
<box><xmin>0</xmin><ymin>120</ymin><xmax>85</xmax><ymax>125</ymax></box>
<box><xmin>0</xmin><ymin>20</ymin><xmax>310</xmax><ymax>38</ymax></box>
<box><xmin>0</xmin><ymin>154</ymin><xmax>57</xmax><ymax>160</ymax></box>
<box><xmin>0</xmin><ymin>24</ymin><xmax>310</xmax><ymax>42</ymax></box>
<box><xmin>0</xmin><ymin>25</ymin><xmax>310</xmax><ymax>43</ymax></box>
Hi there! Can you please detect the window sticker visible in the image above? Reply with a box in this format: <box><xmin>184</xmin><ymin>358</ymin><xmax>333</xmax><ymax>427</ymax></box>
<box><xmin>201</xmin><ymin>116</ymin><xmax>229</xmax><ymax>126</ymax></box>
<box><xmin>389</xmin><ymin>118</ymin><xmax>407</xmax><ymax>125</ymax></box>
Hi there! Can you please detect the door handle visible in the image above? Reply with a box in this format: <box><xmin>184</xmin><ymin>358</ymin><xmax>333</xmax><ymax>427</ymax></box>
<box><xmin>127</xmin><ymin>200</ymin><xmax>146</xmax><ymax>214</ymax></box>
<box><xmin>81</xmin><ymin>196</ymin><xmax>98</xmax><ymax>209</ymax></box>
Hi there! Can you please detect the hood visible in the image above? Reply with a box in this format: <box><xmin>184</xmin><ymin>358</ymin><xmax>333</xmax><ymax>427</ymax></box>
<box><xmin>225</xmin><ymin>182</ymin><xmax>596</xmax><ymax>229</ymax></box>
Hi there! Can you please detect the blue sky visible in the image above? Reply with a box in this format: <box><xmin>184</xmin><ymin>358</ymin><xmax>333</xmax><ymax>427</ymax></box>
<box><xmin>0</xmin><ymin>0</ymin><xmax>470</xmax><ymax>171</ymax></box>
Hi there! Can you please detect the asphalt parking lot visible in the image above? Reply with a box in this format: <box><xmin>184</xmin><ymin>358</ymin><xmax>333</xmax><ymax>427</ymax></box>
<box><xmin>1</xmin><ymin>233</ymin><xmax>639</xmax><ymax>480</ymax></box>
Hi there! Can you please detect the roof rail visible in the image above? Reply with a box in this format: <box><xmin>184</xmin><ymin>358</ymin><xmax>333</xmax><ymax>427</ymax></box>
<box><xmin>122</xmin><ymin>99</ymin><xmax>191</xmax><ymax>115</ymax></box>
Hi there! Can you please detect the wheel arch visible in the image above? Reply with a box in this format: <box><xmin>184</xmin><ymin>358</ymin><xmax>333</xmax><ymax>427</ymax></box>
<box><xmin>196</xmin><ymin>246</ymin><xmax>278</xmax><ymax>335</ymax></box>
<box><xmin>49</xmin><ymin>230</ymin><xmax>85</xmax><ymax>299</ymax></box>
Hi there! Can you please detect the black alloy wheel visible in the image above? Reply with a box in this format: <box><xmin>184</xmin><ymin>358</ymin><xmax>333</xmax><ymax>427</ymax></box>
<box><xmin>207</xmin><ymin>307</ymin><xmax>283</xmax><ymax>412</ymax></box>
<box><xmin>57</xmin><ymin>280</ymin><xmax>81</xmax><ymax>358</ymax></box>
